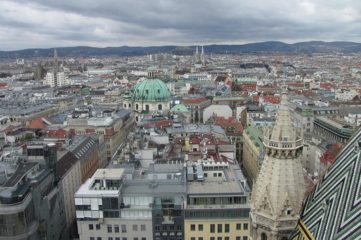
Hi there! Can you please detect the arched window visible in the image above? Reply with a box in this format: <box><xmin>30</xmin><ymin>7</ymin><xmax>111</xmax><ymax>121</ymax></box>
<box><xmin>135</xmin><ymin>104</ymin><xmax>139</xmax><ymax>110</ymax></box>
<box><xmin>128</xmin><ymin>103</ymin><xmax>131</xmax><ymax>108</ymax></box>
<box><xmin>261</xmin><ymin>233</ymin><xmax>267</xmax><ymax>240</ymax></box>
<box><xmin>136</xmin><ymin>116</ymin><xmax>139</xmax><ymax>122</ymax></box>
<box><xmin>123</xmin><ymin>104</ymin><xmax>126</xmax><ymax>108</ymax></box>
<box><xmin>158</xmin><ymin>104</ymin><xmax>162</xmax><ymax>110</ymax></box>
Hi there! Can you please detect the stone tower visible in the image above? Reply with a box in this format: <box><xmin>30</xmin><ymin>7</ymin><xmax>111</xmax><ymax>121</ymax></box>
<box><xmin>251</xmin><ymin>87</ymin><xmax>306</xmax><ymax>240</ymax></box>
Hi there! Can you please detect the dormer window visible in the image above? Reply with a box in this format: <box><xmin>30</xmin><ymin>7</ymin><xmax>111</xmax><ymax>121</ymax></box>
<box><xmin>145</xmin><ymin>90</ymin><xmax>149</xmax><ymax>94</ymax></box>
<box><xmin>157</xmin><ymin>89</ymin><xmax>160</xmax><ymax>94</ymax></box>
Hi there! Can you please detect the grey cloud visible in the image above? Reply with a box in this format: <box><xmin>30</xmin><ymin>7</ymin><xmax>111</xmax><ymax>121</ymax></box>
<box><xmin>1</xmin><ymin>0</ymin><xmax>361</xmax><ymax>50</ymax></box>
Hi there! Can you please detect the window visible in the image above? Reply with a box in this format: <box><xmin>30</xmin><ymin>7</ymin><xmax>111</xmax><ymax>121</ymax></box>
<box><xmin>134</xmin><ymin>238</ymin><xmax>138</xmax><ymax>240</ymax></box>
<box><xmin>116</xmin><ymin>238</ymin><xmax>120</xmax><ymax>240</ymax></box>
<box><xmin>122</xmin><ymin>238</ymin><xmax>127</xmax><ymax>240</ymax></box>
<box><xmin>236</xmin><ymin>223</ymin><xmax>242</xmax><ymax>230</ymax></box>
<box><xmin>261</xmin><ymin>233</ymin><xmax>267</xmax><ymax>240</ymax></box>
<box><xmin>210</xmin><ymin>224</ymin><xmax>215</xmax><ymax>233</ymax></box>
<box><xmin>243</xmin><ymin>223</ymin><xmax>248</xmax><ymax>230</ymax></box>
<box><xmin>213</xmin><ymin>173</ymin><xmax>217</xmax><ymax>177</ymax></box>
<box><xmin>243</xmin><ymin>237</ymin><xmax>248</xmax><ymax>240</ymax></box>
<box><xmin>141</xmin><ymin>224</ymin><xmax>146</xmax><ymax>231</ymax></box>
<box><xmin>217</xmin><ymin>224</ymin><xmax>222</xmax><ymax>233</ymax></box>
<box><xmin>225</xmin><ymin>224</ymin><xmax>229</xmax><ymax>233</ymax></box>
<box><xmin>217</xmin><ymin>237</ymin><xmax>222</xmax><ymax>240</ymax></box>
<box><xmin>90</xmin><ymin>238</ymin><xmax>95</xmax><ymax>240</ymax></box>
<box><xmin>190</xmin><ymin>224</ymin><xmax>196</xmax><ymax>231</ymax></box>
<box><xmin>121</xmin><ymin>225</ymin><xmax>127</xmax><ymax>233</ymax></box>
<box><xmin>286</xmin><ymin>209</ymin><xmax>292</xmax><ymax>215</ymax></box>
<box><xmin>191</xmin><ymin>238</ymin><xmax>196</xmax><ymax>240</ymax></box>
<box><xmin>133</xmin><ymin>225</ymin><xmax>138</xmax><ymax>231</ymax></box>
<box><xmin>109</xmin><ymin>238</ymin><xmax>113</xmax><ymax>240</ymax></box>
<box><xmin>107</xmin><ymin>225</ymin><xmax>112</xmax><ymax>233</ymax></box>
<box><xmin>177</xmin><ymin>225</ymin><xmax>182</xmax><ymax>231</ymax></box>
<box><xmin>97</xmin><ymin>238</ymin><xmax>102</xmax><ymax>240</ymax></box>
<box><xmin>198</xmin><ymin>224</ymin><xmax>203</xmax><ymax>231</ymax></box>
<box><xmin>114</xmin><ymin>225</ymin><xmax>119</xmax><ymax>233</ymax></box>
<box><xmin>236</xmin><ymin>237</ymin><xmax>241</xmax><ymax>240</ymax></box>
<box><xmin>210</xmin><ymin>238</ymin><xmax>215</xmax><ymax>240</ymax></box>
<box><xmin>224</xmin><ymin>237</ymin><xmax>229</xmax><ymax>240</ymax></box>
<box><xmin>141</xmin><ymin>238</ymin><xmax>146</xmax><ymax>240</ymax></box>
<box><xmin>218</xmin><ymin>173</ymin><xmax>222</xmax><ymax>177</ymax></box>
<box><xmin>199</xmin><ymin>238</ymin><xmax>203</xmax><ymax>240</ymax></box>
<box><xmin>136</xmin><ymin>104</ymin><xmax>139</xmax><ymax>110</ymax></box>
<box><xmin>96</xmin><ymin>224</ymin><xmax>101</xmax><ymax>230</ymax></box>
<box><xmin>89</xmin><ymin>224</ymin><xmax>94</xmax><ymax>230</ymax></box>
<box><xmin>145</xmin><ymin>105</ymin><xmax>150</xmax><ymax>111</ymax></box>
<box><xmin>158</xmin><ymin>104</ymin><xmax>162</xmax><ymax>110</ymax></box>
<box><xmin>155</xmin><ymin>225</ymin><xmax>161</xmax><ymax>231</ymax></box>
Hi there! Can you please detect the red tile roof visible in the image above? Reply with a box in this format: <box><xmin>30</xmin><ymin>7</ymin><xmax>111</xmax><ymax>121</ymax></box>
<box><xmin>144</xmin><ymin>119</ymin><xmax>173</xmax><ymax>129</ymax></box>
<box><xmin>26</xmin><ymin>118</ymin><xmax>47</xmax><ymax>129</ymax></box>
<box><xmin>214</xmin><ymin>116</ymin><xmax>244</xmax><ymax>135</ymax></box>
<box><xmin>320</xmin><ymin>82</ymin><xmax>333</xmax><ymax>90</ymax></box>
<box><xmin>182</xmin><ymin>97</ymin><xmax>209</xmax><ymax>105</ymax></box>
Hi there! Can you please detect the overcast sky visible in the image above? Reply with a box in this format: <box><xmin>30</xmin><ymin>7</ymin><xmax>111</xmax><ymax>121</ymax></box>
<box><xmin>0</xmin><ymin>0</ymin><xmax>361</xmax><ymax>50</ymax></box>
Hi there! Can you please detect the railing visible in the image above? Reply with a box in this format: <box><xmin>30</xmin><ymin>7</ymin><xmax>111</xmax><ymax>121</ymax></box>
<box><xmin>263</xmin><ymin>138</ymin><xmax>303</xmax><ymax>149</ymax></box>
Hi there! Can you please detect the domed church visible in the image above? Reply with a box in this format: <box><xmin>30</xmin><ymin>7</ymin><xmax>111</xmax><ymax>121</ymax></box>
<box><xmin>123</xmin><ymin>69</ymin><xmax>172</xmax><ymax>122</ymax></box>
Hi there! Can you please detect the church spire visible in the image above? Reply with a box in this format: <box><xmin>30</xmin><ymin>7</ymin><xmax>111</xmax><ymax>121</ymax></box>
<box><xmin>251</xmin><ymin>84</ymin><xmax>306</xmax><ymax>240</ymax></box>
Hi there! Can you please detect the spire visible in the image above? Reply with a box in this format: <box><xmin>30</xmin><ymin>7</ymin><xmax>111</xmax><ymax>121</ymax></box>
<box><xmin>201</xmin><ymin>45</ymin><xmax>204</xmax><ymax>55</ymax></box>
<box><xmin>251</xmin><ymin>84</ymin><xmax>306</xmax><ymax>239</ymax></box>
<box><xmin>53</xmin><ymin>48</ymin><xmax>58</xmax><ymax>72</ymax></box>
<box><xmin>196</xmin><ymin>46</ymin><xmax>199</xmax><ymax>55</ymax></box>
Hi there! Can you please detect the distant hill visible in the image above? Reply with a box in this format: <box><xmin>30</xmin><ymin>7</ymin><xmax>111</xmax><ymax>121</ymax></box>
<box><xmin>1</xmin><ymin>41</ymin><xmax>361</xmax><ymax>59</ymax></box>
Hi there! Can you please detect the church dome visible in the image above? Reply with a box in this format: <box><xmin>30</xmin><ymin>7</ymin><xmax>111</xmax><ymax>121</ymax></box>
<box><xmin>170</xmin><ymin>104</ymin><xmax>189</xmax><ymax>112</ymax></box>
<box><xmin>132</xmin><ymin>78</ymin><xmax>171</xmax><ymax>102</ymax></box>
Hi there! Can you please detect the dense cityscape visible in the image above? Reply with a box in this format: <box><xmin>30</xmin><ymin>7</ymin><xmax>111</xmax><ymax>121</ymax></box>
<box><xmin>0</xmin><ymin>45</ymin><xmax>360</xmax><ymax>240</ymax></box>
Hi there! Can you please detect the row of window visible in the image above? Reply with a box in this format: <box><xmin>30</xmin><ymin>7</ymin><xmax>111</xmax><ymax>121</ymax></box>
<box><xmin>190</xmin><ymin>237</ymin><xmax>248</xmax><ymax>240</ymax></box>
<box><xmin>88</xmin><ymin>224</ymin><xmax>146</xmax><ymax>233</ymax></box>
<box><xmin>190</xmin><ymin>223</ymin><xmax>248</xmax><ymax>233</ymax></box>
<box><xmin>89</xmin><ymin>238</ymin><xmax>146</xmax><ymax>240</ymax></box>
<box><xmin>124</xmin><ymin>103</ymin><xmax>163</xmax><ymax>111</ymax></box>
<box><xmin>154</xmin><ymin>224</ymin><xmax>182</xmax><ymax>231</ymax></box>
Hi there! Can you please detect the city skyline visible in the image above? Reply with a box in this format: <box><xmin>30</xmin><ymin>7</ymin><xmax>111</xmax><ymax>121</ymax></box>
<box><xmin>1</xmin><ymin>0</ymin><xmax>361</xmax><ymax>50</ymax></box>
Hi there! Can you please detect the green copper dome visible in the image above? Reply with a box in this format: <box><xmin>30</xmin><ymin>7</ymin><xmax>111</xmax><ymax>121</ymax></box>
<box><xmin>170</xmin><ymin>104</ymin><xmax>189</xmax><ymax>112</ymax></box>
<box><xmin>132</xmin><ymin>78</ymin><xmax>171</xmax><ymax>102</ymax></box>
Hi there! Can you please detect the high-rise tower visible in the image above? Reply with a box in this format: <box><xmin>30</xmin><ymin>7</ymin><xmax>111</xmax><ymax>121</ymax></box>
<box><xmin>251</xmin><ymin>86</ymin><xmax>306</xmax><ymax>240</ymax></box>
<box><xmin>53</xmin><ymin>48</ymin><xmax>59</xmax><ymax>72</ymax></box>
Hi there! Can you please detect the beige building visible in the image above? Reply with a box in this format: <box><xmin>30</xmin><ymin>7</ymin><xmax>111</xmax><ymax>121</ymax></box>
<box><xmin>185</xmin><ymin>162</ymin><xmax>251</xmax><ymax>240</ymax></box>
<box><xmin>242</xmin><ymin>126</ymin><xmax>264</xmax><ymax>184</ymax></box>
<box><xmin>66</xmin><ymin>110</ymin><xmax>135</xmax><ymax>161</ymax></box>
